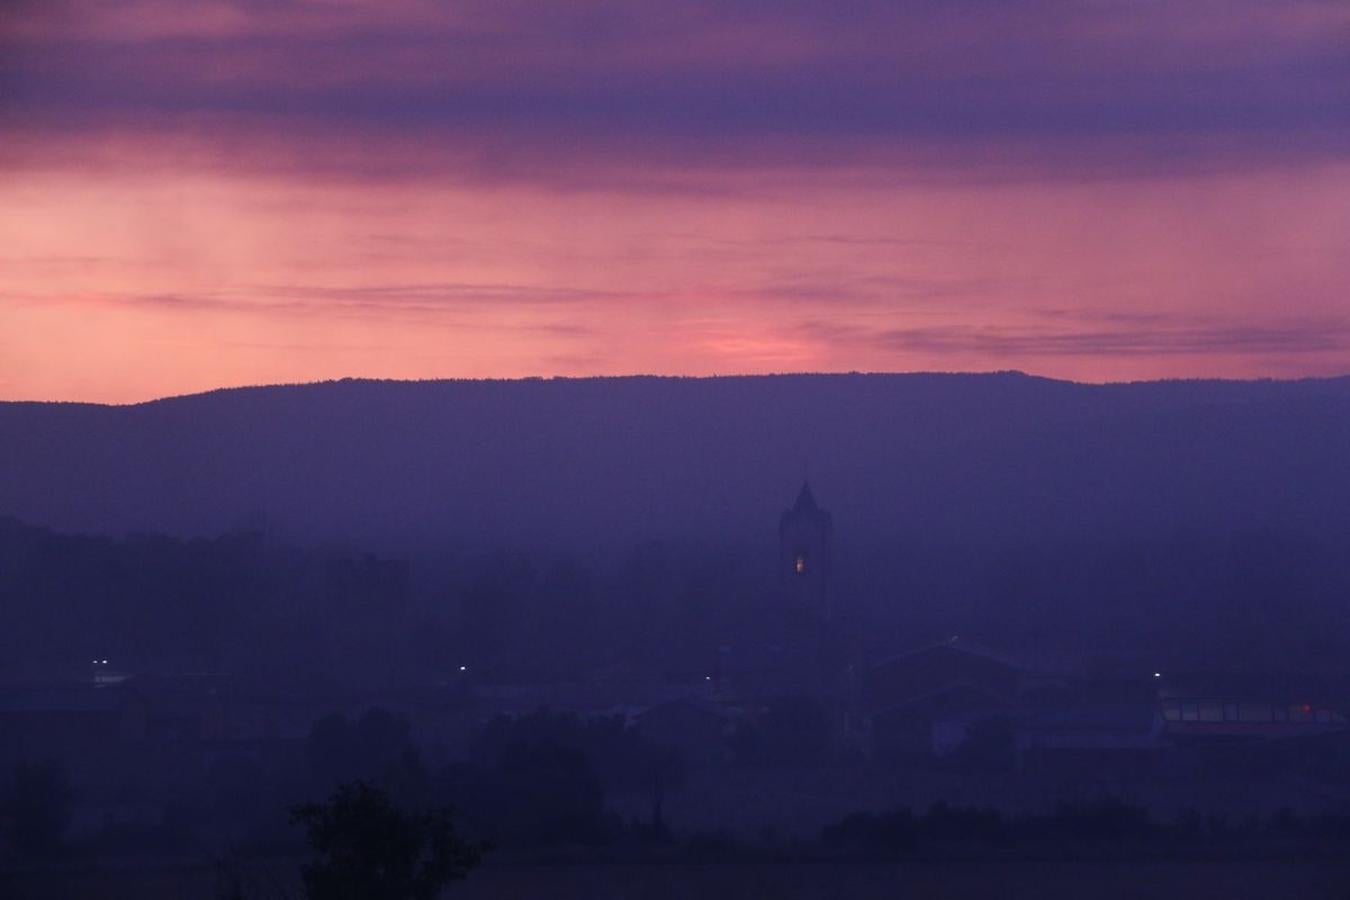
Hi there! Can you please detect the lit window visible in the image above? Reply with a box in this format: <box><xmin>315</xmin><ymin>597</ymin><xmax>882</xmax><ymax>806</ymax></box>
<box><xmin>794</xmin><ymin>555</ymin><xmax>806</xmax><ymax>574</ymax></box>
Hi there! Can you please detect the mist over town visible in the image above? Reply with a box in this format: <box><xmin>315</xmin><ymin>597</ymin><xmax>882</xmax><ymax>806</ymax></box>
<box><xmin>4</xmin><ymin>2</ymin><xmax>1350</xmax><ymax>898</ymax></box>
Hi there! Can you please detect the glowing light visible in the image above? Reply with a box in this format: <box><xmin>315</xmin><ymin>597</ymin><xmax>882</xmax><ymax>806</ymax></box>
<box><xmin>458</xmin><ymin>665</ymin><xmax>467</xmax><ymax>672</ymax></box>
<box><xmin>794</xmin><ymin>555</ymin><xmax>806</xmax><ymax>574</ymax></box>
<box><xmin>1153</xmin><ymin>672</ymin><xmax>1161</xmax><ymax>678</ymax></box>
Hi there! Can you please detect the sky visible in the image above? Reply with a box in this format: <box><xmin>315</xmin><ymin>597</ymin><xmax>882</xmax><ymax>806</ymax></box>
<box><xmin>1</xmin><ymin>0</ymin><xmax>1348</xmax><ymax>403</ymax></box>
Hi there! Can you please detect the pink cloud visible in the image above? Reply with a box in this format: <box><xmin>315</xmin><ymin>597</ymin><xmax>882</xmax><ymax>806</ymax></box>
<box><xmin>2</xmin><ymin>1</ymin><xmax>1348</xmax><ymax>400</ymax></box>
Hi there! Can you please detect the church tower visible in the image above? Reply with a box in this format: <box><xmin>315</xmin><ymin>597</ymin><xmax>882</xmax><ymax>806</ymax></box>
<box><xmin>779</xmin><ymin>482</ymin><xmax>833</xmax><ymax>620</ymax></box>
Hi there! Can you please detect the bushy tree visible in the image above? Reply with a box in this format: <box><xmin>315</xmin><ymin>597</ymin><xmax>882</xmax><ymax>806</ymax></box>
<box><xmin>472</xmin><ymin>709</ymin><xmax>685</xmax><ymax>832</ymax></box>
<box><xmin>291</xmin><ymin>782</ymin><xmax>481</xmax><ymax>900</ymax></box>
<box><xmin>305</xmin><ymin>708</ymin><xmax>429</xmax><ymax>805</ymax></box>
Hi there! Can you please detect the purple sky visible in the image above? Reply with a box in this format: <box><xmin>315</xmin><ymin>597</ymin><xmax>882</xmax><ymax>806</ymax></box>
<box><xmin>2</xmin><ymin>0</ymin><xmax>1348</xmax><ymax>401</ymax></box>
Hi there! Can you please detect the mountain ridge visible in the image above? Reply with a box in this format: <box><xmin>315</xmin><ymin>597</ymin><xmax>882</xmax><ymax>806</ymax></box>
<box><xmin>3</xmin><ymin>372</ymin><xmax>1348</xmax><ymax>552</ymax></box>
<box><xmin>9</xmin><ymin>369</ymin><xmax>1350</xmax><ymax>410</ymax></box>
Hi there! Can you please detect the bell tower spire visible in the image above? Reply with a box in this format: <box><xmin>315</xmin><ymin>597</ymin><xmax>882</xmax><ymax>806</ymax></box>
<box><xmin>779</xmin><ymin>481</ymin><xmax>833</xmax><ymax>620</ymax></box>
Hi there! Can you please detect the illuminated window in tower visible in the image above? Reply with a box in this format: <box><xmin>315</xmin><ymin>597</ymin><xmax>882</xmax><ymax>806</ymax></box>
<box><xmin>794</xmin><ymin>554</ymin><xmax>807</xmax><ymax>574</ymax></box>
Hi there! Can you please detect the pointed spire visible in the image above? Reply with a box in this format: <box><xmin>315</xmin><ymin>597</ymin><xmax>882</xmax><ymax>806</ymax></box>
<box><xmin>793</xmin><ymin>481</ymin><xmax>818</xmax><ymax>513</ymax></box>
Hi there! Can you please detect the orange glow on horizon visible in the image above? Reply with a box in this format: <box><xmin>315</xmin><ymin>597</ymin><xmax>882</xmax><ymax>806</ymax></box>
<box><xmin>3</xmin><ymin>158</ymin><xmax>1349</xmax><ymax>403</ymax></box>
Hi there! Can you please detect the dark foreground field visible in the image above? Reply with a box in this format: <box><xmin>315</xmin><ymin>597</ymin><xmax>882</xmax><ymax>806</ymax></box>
<box><xmin>7</xmin><ymin>859</ymin><xmax>1350</xmax><ymax>900</ymax></box>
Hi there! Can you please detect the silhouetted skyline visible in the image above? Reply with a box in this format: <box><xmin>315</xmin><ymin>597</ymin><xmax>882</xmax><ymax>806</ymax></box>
<box><xmin>5</xmin><ymin>6</ymin><xmax>1350</xmax><ymax>897</ymax></box>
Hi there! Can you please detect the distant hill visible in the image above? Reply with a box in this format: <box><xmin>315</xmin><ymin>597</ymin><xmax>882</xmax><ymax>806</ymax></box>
<box><xmin>2</xmin><ymin>373</ymin><xmax>1349</xmax><ymax>551</ymax></box>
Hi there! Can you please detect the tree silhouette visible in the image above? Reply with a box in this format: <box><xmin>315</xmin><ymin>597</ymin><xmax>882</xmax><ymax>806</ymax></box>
<box><xmin>290</xmin><ymin>782</ymin><xmax>482</xmax><ymax>900</ymax></box>
<box><xmin>3</xmin><ymin>760</ymin><xmax>72</xmax><ymax>858</ymax></box>
<box><xmin>470</xmin><ymin>709</ymin><xmax>685</xmax><ymax>837</ymax></box>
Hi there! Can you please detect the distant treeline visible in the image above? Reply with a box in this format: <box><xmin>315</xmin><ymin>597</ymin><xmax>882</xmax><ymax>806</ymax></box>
<box><xmin>0</xmin><ymin>706</ymin><xmax>687</xmax><ymax>862</ymax></box>
<box><xmin>817</xmin><ymin>799</ymin><xmax>1350</xmax><ymax>860</ymax></box>
<box><xmin>0</xmin><ymin>518</ymin><xmax>416</xmax><ymax>686</ymax></box>
<box><xmin>3</xmin><ymin>515</ymin><xmax>1350</xmax><ymax>688</ymax></box>
<box><xmin>0</xmin><ymin>515</ymin><xmax>775</xmax><ymax>686</ymax></box>
<box><xmin>3</xmin><ymin>515</ymin><xmax>1350</xmax><ymax>689</ymax></box>
<box><xmin>11</xmin><ymin>704</ymin><xmax>1350</xmax><ymax>867</ymax></box>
